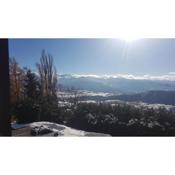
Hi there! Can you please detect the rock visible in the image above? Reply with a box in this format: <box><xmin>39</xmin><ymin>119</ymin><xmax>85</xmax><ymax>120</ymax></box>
<box><xmin>31</xmin><ymin>125</ymin><xmax>53</xmax><ymax>136</ymax></box>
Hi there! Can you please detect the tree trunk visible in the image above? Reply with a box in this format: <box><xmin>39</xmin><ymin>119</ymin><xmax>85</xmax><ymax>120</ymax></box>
<box><xmin>0</xmin><ymin>39</ymin><xmax>11</xmax><ymax>136</ymax></box>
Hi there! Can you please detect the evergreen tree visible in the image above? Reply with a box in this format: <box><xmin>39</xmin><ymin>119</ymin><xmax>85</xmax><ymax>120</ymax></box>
<box><xmin>24</xmin><ymin>69</ymin><xmax>40</xmax><ymax>100</ymax></box>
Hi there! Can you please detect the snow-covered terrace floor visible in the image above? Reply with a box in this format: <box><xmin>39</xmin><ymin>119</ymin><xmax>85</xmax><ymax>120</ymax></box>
<box><xmin>12</xmin><ymin>121</ymin><xmax>110</xmax><ymax>137</ymax></box>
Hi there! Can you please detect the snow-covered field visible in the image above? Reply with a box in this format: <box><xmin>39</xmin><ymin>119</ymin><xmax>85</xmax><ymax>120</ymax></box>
<box><xmin>57</xmin><ymin>90</ymin><xmax>115</xmax><ymax>98</ymax></box>
<box><xmin>57</xmin><ymin>90</ymin><xmax>175</xmax><ymax>111</ymax></box>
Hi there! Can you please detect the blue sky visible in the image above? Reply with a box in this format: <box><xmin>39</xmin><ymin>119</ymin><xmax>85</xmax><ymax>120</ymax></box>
<box><xmin>9</xmin><ymin>39</ymin><xmax>175</xmax><ymax>75</ymax></box>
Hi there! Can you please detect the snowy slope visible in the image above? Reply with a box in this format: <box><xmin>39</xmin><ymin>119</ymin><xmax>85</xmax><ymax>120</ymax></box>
<box><xmin>12</xmin><ymin>122</ymin><xmax>110</xmax><ymax>136</ymax></box>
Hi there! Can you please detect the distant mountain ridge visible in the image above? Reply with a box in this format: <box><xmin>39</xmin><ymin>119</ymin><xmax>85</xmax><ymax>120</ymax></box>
<box><xmin>116</xmin><ymin>90</ymin><xmax>175</xmax><ymax>105</ymax></box>
<box><xmin>58</xmin><ymin>74</ymin><xmax>175</xmax><ymax>93</ymax></box>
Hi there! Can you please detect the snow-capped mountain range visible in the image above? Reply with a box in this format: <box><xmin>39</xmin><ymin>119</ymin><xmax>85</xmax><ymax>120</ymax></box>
<box><xmin>58</xmin><ymin>74</ymin><xmax>175</xmax><ymax>93</ymax></box>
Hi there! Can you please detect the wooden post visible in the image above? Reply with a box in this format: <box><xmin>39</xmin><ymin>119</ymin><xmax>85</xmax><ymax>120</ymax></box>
<box><xmin>0</xmin><ymin>39</ymin><xmax>11</xmax><ymax>136</ymax></box>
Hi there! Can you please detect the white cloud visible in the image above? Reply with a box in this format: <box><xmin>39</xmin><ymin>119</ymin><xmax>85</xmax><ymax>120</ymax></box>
<box><xmin>60</xmin><ymin>73</ymin><xmax>175</xmax><ymax>81</ymax></box>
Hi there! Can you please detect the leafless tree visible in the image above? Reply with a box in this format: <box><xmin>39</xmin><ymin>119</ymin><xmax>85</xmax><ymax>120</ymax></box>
<box><xmin>36</xmin><ymin>50</ymin><xmax>58</xmax><ymax>97</ymax></box>
<box><xmin>9</xmin><ymin>58</ymin><xmax>25</xmax><ymax>104</ymax></box>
